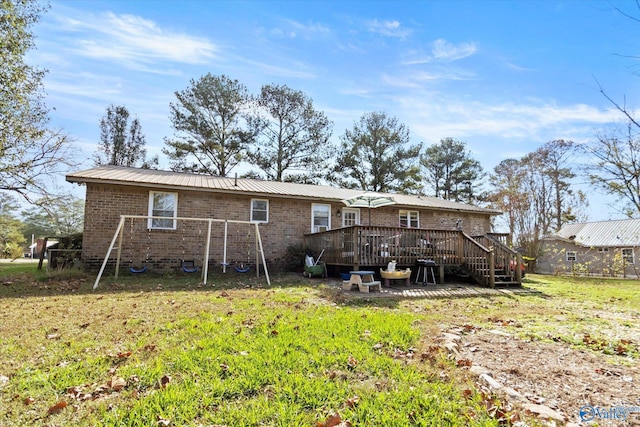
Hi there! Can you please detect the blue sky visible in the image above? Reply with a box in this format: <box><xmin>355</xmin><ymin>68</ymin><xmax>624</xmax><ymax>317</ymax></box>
<box><xmin>31</xmin><ymin>1</ymin><xmax>639</xmax><ymax>220</ymax></box>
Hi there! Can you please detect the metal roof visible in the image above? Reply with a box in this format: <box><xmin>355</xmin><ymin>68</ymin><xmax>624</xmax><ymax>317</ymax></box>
<box><xmin>66</xmin><ymin>165</ymin><xmax>500</xmax><ymax>215</ymax></box>
<box><xmin>549</xmin><ymin>218</ymin><xmax>640</xmax><ymax>247</ymax></box>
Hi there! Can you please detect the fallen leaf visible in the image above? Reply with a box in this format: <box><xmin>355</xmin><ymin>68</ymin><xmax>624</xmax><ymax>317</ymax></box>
<box><xmin>46</xmin><ymin>333</ymin><xmax>60</xmax><ymax>340</ymax></box>
<box><xmin>347</xmin><ymin>355</ymin><xmax>358</xmax><ymax>369</ymax></box>
<box><xmin>456</xmin><ymin>359</ymin><xmax>472</xmax><ymax>367</ymax></box>
<box><xmin>345</xmin><ymin>395</ymin><xmax>359</xmax><ymax>408</ymax></box>
<box><xmin>117</xmin><ymin>351</ymin><xmax>132</xmax><ymax>359</ymax></box>
<box><xmin>160</xmin><ymin>375</ymin><xmax>171</xmax><ymax>388</ymax></box>
<box><xmin>110</xmin><ymin>377</ymin><xmax>126</xmax><ymax>391</ymax></box>
<box><xmin>317</xmin><ymin>412</ymin><xmax>343</xmax><ymax>427</ymax></box>
<box><xmin>157</xmin><ymin>415</ymin><xmax>171</xmax><ymax>426</ymax></box>
<box><xmin>23</xmin><ymin>396</ymin><xmax>35</xmax><ymax>405</ymax></box>
<box><xmin>47</xmin><ymin>400</ymin><xmax>68</xmax><ymax>415</ymax></box>
<box><xmin>271</xmin><ymin>330</ymin><xmax>279</xmax><ymax>336</ymax></box>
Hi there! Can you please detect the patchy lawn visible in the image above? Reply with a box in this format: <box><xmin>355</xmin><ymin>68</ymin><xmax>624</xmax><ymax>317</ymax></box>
<box><xmin>0</xmin><ymin>262</ymin><xmax>639</xmax><ymax>425</ymax></box>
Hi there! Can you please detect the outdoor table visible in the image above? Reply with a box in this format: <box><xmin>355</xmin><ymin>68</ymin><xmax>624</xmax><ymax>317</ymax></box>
<box><xmin>342</xmin><ymin>270</ymin><xmax>382</xmax><ymax>293</ymax></box>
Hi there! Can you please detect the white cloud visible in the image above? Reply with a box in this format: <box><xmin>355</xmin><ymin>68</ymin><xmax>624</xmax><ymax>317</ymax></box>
<box><xmin>405</xmin><ymin>39</ymin><xmax>477</xmax><ymax>64</ymax></box>
<box><xmin>366</xmin><ymin>19</ymin><xmax>412</xmax><ymax>38</ymax></box>
<box><xmin>432</xmin><ymin>39</ymin><xmax>476</xmax><ymax>61</ymax></box>
<box><xmin>52</xmin><ymin>10</ymin><xmax>218</xmax><ymax>69</ymax></box>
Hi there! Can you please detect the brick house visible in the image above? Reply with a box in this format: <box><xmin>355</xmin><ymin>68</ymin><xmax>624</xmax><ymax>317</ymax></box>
<box><xmin>67</xmin><ymin>165</ymin><xmax>520</xmax><ymax>285</ymax></box>
<box><xmin>538</xmin><ymin>219</ymin><xmax>640</xmax><ymax>278</ymax></box>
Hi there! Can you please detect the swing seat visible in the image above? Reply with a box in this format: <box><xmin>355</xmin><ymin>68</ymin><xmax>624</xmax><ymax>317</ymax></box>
<box><xmin>235</xmin><ymin>264</ymin><xmax>251</xmax><ymax>273</ymax></box>
<box><xmin>129</xmin><ymin>265</ymin><xmax>148</xmax><ymax>274</ymax></box>
<box><xmin>180</xmin><ymin>260</ymin><xmax>199</xmax><ymax>273</ymax></box>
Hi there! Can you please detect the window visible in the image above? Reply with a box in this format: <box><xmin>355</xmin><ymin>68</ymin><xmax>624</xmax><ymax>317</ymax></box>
<box><xmin>311</xmin><ymin>204</ymin><xmax>330</xmax><ymax>233</ymax></box>
<box><xmin>598</xmin><ymin>248</ymin><xmax>609</xmax><ymax>253</ymax></box>
<box><xmin>148</xmin><ymin>191</ymin><xmax>177</xmax><ymax>229</ymax></box>
<box><xmin>251</xmin><ymin>199</ymin><xmax>269</xmax><ymax>223</ymax></box>
<box><xmin>342</xmin><ymin>208</ymin><xmax>360</xmax><ymax>227</ymax></box>
<box><xmin>399</xmin><ymin>210</ymin><xmax>419</xmax><ymax>228</ymax></box>
<box><xmin>566</xmin><ymin>251</ymin><xmax>576</xmax><ymax>261</ymax></box>
<box><xmin>622</xmin><ymin>248</ymin><xmax>634</xmax><ymax>264</ymax></box>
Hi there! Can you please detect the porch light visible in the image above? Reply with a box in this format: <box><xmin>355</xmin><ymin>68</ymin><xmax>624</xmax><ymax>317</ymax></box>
<box><xmin>336</xmin><ymin>209</ymin><xmax>341</xmax><ymax>218</ymax></box>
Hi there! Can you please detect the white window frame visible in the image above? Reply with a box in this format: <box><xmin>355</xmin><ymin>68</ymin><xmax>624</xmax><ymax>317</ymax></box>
<box><xmin>342</xmin><ymin>208</ymin><xmax>360</xmax><ymax>227</ymax></box>
<box><xmin>250</xmin><ymin>198</ymin><xmax>269</xmax><ymax>223</ymax></box>
<box><xmin>148</xmin><ymin>191</ymin><xmax>178</xmax><ymax>230</ymax></box>
<box><xmin>399</xmin><ymin>210</ymin><xmax>419</xmax><ymax>228</ymax></box>
<box><xmin>311</xmin><ymin>203</ymin><xmax>331</xmax><ymax>233</ymax></box>
<box><xmin>622</xmin><ymin>248</ymin><xmax>634</xmax><ymax>264</ymax></box>
<box><xmin>566</xmin><ymin>251</ymin><xmax>577</xmax><ymax>261</ymax></box>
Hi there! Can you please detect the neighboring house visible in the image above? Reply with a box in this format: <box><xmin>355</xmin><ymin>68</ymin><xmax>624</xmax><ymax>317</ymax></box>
<box><xmin>66</xmin><ymin>165</ymin><xmax>518</xmax><ymax>285</ymax></box>
<box><xmin>538</xmin><ymin>219</ymin><xmax>640</xmax><ymax>278</ymax></box>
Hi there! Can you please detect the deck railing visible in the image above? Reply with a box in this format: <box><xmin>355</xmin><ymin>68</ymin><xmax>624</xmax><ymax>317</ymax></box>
<box><xmin>305</xmin><ymin>226</ymin><xmax>468</xmax><ymax>267</ymax></box>
<box><xmin>472</xmin><ymin>234</ymin><xmax>522</xmax><ymax>283</ymax></box>
<box><xmin>461</xmin><ymin>232</ymin><xmax>493</xmax><ymax>286</ymax></box>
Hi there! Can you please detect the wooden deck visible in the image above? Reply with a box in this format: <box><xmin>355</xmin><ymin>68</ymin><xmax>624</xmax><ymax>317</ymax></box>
<box><xmin>304</xmin><ymin>226</ymin><xmax>522</xmax><ymax>287</ymax></box>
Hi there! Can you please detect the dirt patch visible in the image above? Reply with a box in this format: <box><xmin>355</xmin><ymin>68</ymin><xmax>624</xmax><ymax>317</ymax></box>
<box><xmin>448</xmin><ymin>327</ymin><xmax>640</xmax><ymax>425</ymax></box>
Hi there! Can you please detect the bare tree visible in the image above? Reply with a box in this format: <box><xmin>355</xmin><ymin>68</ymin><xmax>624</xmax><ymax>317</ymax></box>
<box><xmin>488</xmin><ymin>140</ymin><xmax>587</xmax><ymax>255</ymax></box>
<box><xmin>0</xmin><ymin>0</ymin><xmax>75</xmax><ymax>202</ymax></box>
<box><xmin>583</xmin><ymin>122</ymin><xmax>640</xmax><ymax>216</ymax></box>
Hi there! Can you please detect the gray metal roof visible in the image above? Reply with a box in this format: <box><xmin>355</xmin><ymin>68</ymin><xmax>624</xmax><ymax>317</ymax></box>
<box><xmin>66</xmin><ymin>165</ymin><xmax>500</xmax><ymax>215</ymax></box>
<box><xmin>550</xmin><ymin>219</ymin><xmax>640</xmax><ymax>247</ymax></box>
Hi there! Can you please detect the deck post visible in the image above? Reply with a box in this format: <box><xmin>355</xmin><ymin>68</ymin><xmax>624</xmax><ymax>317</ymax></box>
<box><xmin>458</xmin><ymin>231</ymin><xmax>465</xmax><ymax>264</ymax></box>
<box><xmin>488</xmin><ymin>250</ymin><xmax>495</xmax><ymax>287</ymax></box>
<box><xmin>515</xmin><ymin>252</ymin><xmax>522</xmax><ymax>283</ymax></box>
<box><xmin>353</xmin><ymin>227</ymin><xmax>361</xmax><ymax>270</ymax></box>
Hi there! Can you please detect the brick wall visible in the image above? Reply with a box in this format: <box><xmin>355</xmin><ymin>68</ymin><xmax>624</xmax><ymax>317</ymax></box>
<box><xmin>81</xmin><ymin>183</ymin><xmax>493</xmax><ymax>272</ymax></box>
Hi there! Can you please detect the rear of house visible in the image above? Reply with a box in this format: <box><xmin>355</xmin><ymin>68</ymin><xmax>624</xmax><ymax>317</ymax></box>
<box><xmin>67</xmin><ymin>165</ymin><xmax>514</xmax><ymax>284</ymax></box>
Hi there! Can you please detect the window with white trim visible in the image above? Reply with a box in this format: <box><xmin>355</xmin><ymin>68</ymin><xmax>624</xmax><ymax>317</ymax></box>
<box><xmin>148</xmin><ymin>191</ymin><xmax>177</xmax><ymax>229</ymax></box>
<box><xmin>251</xmin><ymin>199</ymin><xmax>269</xmax><ymax>223</ymax></box>
<box><xmin>342</xmin><ymin>208</ymin><xmax>359</xmax><ymax>227</ymax></box>
<box><xmin>622</xmin><ymin>248</ymin><xmax>634</xmax><ymax>264</ymax></box>
<box><xmin>311</xmin><ymin>204</ymin><xmax>330</xmax><ymax>233</ymax></box>
<box><xmin>399</xmin><ymin>210</ymin><xmax>419</xmax><ymax>228</ymax></box>
<box><xmin>566</xmin><ymin>251</ymin><xmax>576</xmax><ymax>261</ymax></box>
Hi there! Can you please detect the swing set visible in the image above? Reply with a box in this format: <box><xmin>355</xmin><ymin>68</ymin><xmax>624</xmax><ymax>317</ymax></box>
<box><xmin>93</xmin><ymin>215</ymin><xmax>270</xmax><ymax>290</ymax></box>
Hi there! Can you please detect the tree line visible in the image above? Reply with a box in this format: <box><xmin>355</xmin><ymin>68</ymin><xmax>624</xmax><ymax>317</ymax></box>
<box><xmin>2</xmin><ymin>0</ymin><xmax>640</xmax><ymax>262</ymax></box>
<box><xmin>98</xmin><ymin>74</ymin><xmax>487</xmax><ymax>198</ymax></box>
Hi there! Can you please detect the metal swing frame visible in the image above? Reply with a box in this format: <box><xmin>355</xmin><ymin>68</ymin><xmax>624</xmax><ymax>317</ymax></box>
<box><xmin>93</xmin><ymin>215</ymin><xmax>270</xmax><ymax>289</ymax></box>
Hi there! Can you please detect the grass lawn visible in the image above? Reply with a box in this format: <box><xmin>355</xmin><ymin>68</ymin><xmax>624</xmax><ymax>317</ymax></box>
<box><xmin>0</xmin><ymin>261</ymin><xmax>638</xmax><ymax>426</ymax></box>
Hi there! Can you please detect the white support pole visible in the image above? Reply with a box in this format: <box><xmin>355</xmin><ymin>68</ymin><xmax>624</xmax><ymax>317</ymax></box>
<box><xmin>115</xmin><ymin>219</ymin><xmax>125</xmax><ymax>279</ymax></box>
<box><xmin>255</xmin><ymin>223</ymin><xmax>270</xmax><ymax>286</ymax></box>
<box><xmin>255</xmin><ymin>226</ymin><xmax>259</xmax><ymax>279</ymax></box>
<box><xmin>94</xmin><ymin>216</ymin><xmax>126</xmax><ymax>290</ymax></box>
<box><xmin>203</xmin><ymin>219</ymin><xmax>212</xmax><ymax>285</ymax></box>
<box><xmin>222</xmin><ymin>220</ymin><xmax>228</xmax><ymax>273</ymax></box>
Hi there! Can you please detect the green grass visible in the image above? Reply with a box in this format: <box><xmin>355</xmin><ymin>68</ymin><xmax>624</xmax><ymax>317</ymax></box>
<box><xmin>0</xmin><ymin>265</ymin><xmax>638</xmax><ymax>425</ymax></box>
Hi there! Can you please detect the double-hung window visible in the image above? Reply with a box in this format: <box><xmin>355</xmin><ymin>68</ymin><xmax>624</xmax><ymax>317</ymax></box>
<box><xmin>399</xmin><ymin>210</ymin><xmax>419</xmax><ymax>228</ymax></box>
<box><xmin>311</xmin><ymin>204</ymin><xmax>330</xmax><ymax>233</ymax></box>
<box><xmin>251</xmin><ymin>199</ymin><xmax>269</xmax><ymax>223</ymax></box>
<box><xmin>566</xmin><ymin>251</ymin><xmax>576</xmax><ymax>261</ymax></box>
<box><xmin>622</xmin><ymin>248</ymin><xmax>634</xmax><ymax>264</ymax></box>
<box><xmin>148</xmin><ymin>191</ymin><xmax>177</xmax><ymax>229</ymax></box>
